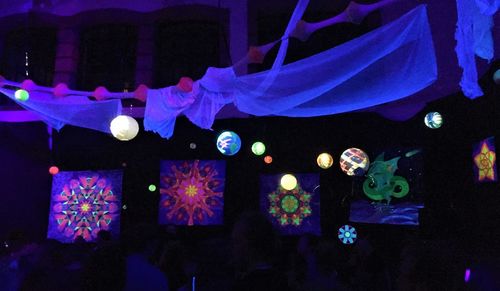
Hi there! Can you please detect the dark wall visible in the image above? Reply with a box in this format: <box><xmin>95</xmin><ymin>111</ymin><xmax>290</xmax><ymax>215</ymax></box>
<box><xmin>0</xmin><ymin>122</ymin><xmax>51</xmax><ymax>241</ymax></box>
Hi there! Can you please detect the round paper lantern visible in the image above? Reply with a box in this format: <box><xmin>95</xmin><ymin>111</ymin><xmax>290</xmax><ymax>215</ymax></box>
<box><xmin>148</xmin><ymin>184</ymin><xmax>157</xmax><ymax>192</ymax></box>
<box><xmin>110</xmin><ymin>115</ymin><xmax>139</xmax><ymax>141</ymax></box>
<box><xmin>251</xmin><ymin>141</ymin><xmax>266</xmax><ymax>156</ymax></box>
<box><xmin>248</xmin><ymin>46</ymin><xmax>265</xmax><ymax>64</ymax></box>
<box><xmin>177</xmin><ymin>76</ymin><xmax>194</xmax><ymax>92</ymax></box>
<box><xmin>49</xmin><ymin>166</ymin><xmax>59</xmax><ymax>175</ymax></box>
<box><xmin>281</xmin><ymin>174</ymin><xmax>298</xmax><ymax>190</ymax></box>
<box><xmin>21</xmin><ymin>79</ymin><xmax>36</xmax><ymax>91</ymax></box>
<box><xmin>494</xmin><ymin>69</ymin><xmax>500</xmax><ymax>84</ymax></box>
<box><xmin>264</xmin><ymin>155</ymin><xmax>273</xmax><ymax>164</ymax></box>
<box><xmin>93</xmin><ymin>86</ymin><xmax>109</xmax><ymax>101</ymax></box>
<box><xmin>216</xmin><ymin>131</ymin><xmax>241</xmax><ymax>156</ymax></box>
<box><xmin>339</xmin><ymin>148</ymin><xmax>370</xmax><ymax>176</ymax></box>
<box><xmin>338</xmin><ymin>225</ymin><xmax>357</xmax><ymax>244</ymax></box>
<box><xmin>54</xmin><ymin>83</ymin><xmax>69</xmax><ymax>98</ymax></box>
<box><xmin>134</xmin><ymin>84</ymin><xmax>148</xmax><ymax>102</ymax></box>
<box><xmin>189</xmin><ymin>142</ymin><xmax>197</xmax><ymax>149</ymax></box>
<box><xmin>317</xmin><ymin>153</ymin><xmax>334</xmax><ymax>169</ymax></box>
<box><xmin>14</xmin><ymin>89</ymin><xmax>29</xmax><ymax>101</ymax></box>
<box><xmin>424</xmin><ymin>112</ymin><xmax>443</xmax><ymax>129</ymax></box>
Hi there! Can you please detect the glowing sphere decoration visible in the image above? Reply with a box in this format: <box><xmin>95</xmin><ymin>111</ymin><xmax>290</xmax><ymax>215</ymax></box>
<box><xmin>317</xmin><ymin>153</ymin><xmax>334</xmax><ymax>169</ymax></box>
<box><xmin>49</xmin><ymin>166</ymin><xmax>59</xmax><ymax>175</ymax></box>
<box><xmin>280</xmin><ymin>174</ymin><xmax>298</xmax><ymax>190</ymax></box>
<box><xmin>216</xmin><ymin>131</ymin><xmax>241</xmax><ymax>156</ymax></box>
<box><xmin>148</xmin><ymin>184</ymin><xmax>157</xmax><ymax>192</ymax></box>
<box><xmin>14</xmin><ymin>89</ymin><xmax>29</xmax><ymax>101</ymax></box>
<box><xmin>494</xmin><ymin>69</ymin><xmax>500</xmax><ymax>84</ymax></box>
<box><xmin>264</xmin><ymin>155</ymin><xmax>273</xmax><ymax>164</ymax></box>
<box><xmin>424</xmin><ymin>112</ymin><xmax>443</xmax><ymax>129</ymax></box>
<box><xmin>338</xmin><ymin>225</ymin><xmax>357</xmax><ymax>244</ymax></box>
<box><xmin>251</xmin><ymin>141</ymin><xmax>266</xmax><ymax>156</ymax></box>
<box><xmin>339</xmin><ymin>148</ymin><xmax>370</xmax><ymax>176</ymax></box>
<box><xmin>110</xmin><ymin>115</ymin><xmax>139</xmax><ymax>141</ymax></box>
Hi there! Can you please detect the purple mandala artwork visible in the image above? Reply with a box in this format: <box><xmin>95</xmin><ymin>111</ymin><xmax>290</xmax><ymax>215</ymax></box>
<box><xmin>159</xmin><ymin>160</ymin><xmax>225</xmax><ymax>226</ymax></box>
<box><xmin>47</xmin><ymin>170</ymin><xmax>123</xmax><ymax>243</ymax></box>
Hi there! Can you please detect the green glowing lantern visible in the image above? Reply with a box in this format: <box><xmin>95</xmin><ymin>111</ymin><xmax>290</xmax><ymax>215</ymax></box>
<box><xmin>251</xmin><ymin>141</ymin><xmax>266</xmax><ymax>156</ymax></box>
<box><xmin>14</xmin><ymin>89</ymin><xmax>29</xmax><ymax>101</ymax></box>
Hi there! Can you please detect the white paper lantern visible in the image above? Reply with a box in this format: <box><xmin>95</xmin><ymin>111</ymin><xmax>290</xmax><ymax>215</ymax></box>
<box><xmin>281</xmin><ymin>174</ymin><xmax>298</xmax><ymax>190</ymax></box>
<box><xmin>110</xmin><ymin>115</ymin><xmax>139</xmax><ymax>141</ymax></box>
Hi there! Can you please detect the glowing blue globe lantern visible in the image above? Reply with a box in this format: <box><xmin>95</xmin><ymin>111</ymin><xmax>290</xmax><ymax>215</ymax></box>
<box><xmin>338</xmin><ymin>225</ymin><xmax>357</xmax><ymax>244</ymax></box>
<box><xmin>216</xmin><ymin>131</ymin><xmax>241</xmax><ymax>156</ymax></box>
<box><xmin>424</xmin><ymin>112</ymin><xmax>443</xmax><ymax>129</ymax></box>
<box><xmin>493</xmin><ymin>69</ymin><xmax>500</xmax><ymax>84</ymax></box>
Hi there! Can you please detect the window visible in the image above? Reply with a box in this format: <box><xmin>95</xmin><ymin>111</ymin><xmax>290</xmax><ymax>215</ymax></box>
<box><xmin>153</xmin><ymin>20</ymin><xmax>223</xmax><ymax>88</ymax></box>
<box><xmin>77</xmin><ymin>25</ymin><xmax>137</xmax><ymax>92</ymax></box>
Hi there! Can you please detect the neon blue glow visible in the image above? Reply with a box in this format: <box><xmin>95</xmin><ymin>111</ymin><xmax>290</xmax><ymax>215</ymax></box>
<box><xmin>338</xmin><ymin>225</ymin><xmax>357</xmax><ymax>244</ymax></box>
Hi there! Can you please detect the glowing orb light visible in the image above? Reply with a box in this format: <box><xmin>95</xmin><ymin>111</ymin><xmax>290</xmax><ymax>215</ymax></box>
<box><xmin>14</xmin><ymin>89</ymin><xmax>29</xmax><ymax>101</ymax></box>
<box><xmin>49</xmin><ymin>166</ymin><xmax>59</xmax><ymax>175</ymax></box>
<box><xmin>338</xmin><ymin>225</ymin><xmax>357</xmax><ymax>244</ymax></box>
<box><xmin>189</xmin><ymin>142</ymin><xmax>197</xmax><ymax>149</ymax></box>
<box><xmin>264</xmin><ymin>155</ymin><xmax>273</xmax><ymax>164</ymax></box>
<box><xmin>339</xmin><ymin>148</ymin><xmax>370</xmax><ymax>176</ymax></box>
<box><xmin>494</xmin><ymin>69</ymin><xmax>500</xmax><ymax>84</ymax></box>
<box><xmin>424</xmin><ymin>112</ymin><xmax>443</xmax><ymax>129</ymax></box>
<box><xmin>280</xmin><ymin>174</ymin><xmax>298</xmax><ymax>190</ymax></box>
<box><xmin>148</xmin><ymin>184</ymin><xmax>157</xmax><ymax>192</ymax></box>
<box><xmin>110</xmin><ymin>115</ymin><xmax>139</xmax><ymax>141</ymax></box>
<box><xmin>251</xmin><ymin>141</ymin><xmax>266</xmax><ymax>156</ymax></box>
<box><xmin>317</xmin><ymin>153</ymin><xmax>334</xmax><ymax>169</ymax></box>
<box><xmin>216</xmin><ymin>131</ymin><xmax>241</xmax><ymax>156</ymax></box>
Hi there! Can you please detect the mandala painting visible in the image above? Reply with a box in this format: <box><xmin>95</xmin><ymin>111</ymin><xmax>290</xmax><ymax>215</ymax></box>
<box><xmin>473</xmin><ymin>137</ymin><xmax>497</xmax><ymax>183</ymax></box>
<box><xmin>47</xmin><ymin>170</ymin><xmax>123</xmax><ymax>243</ymax></box>
<box><xmin>260</xmin><ymin>174</ymin><xmax>320</xmax><ymax>235</ymax></box>
<box><xmin>159</xmin><ymin>160</ymin><xmax>225</xmax><ymax>225</ymax></box>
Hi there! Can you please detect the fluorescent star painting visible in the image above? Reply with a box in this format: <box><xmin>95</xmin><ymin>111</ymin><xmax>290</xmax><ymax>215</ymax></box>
<box><xmin>473</xmin><ymin>137</ymin><xmax>497</xmax><ymax>182</ymax></box>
